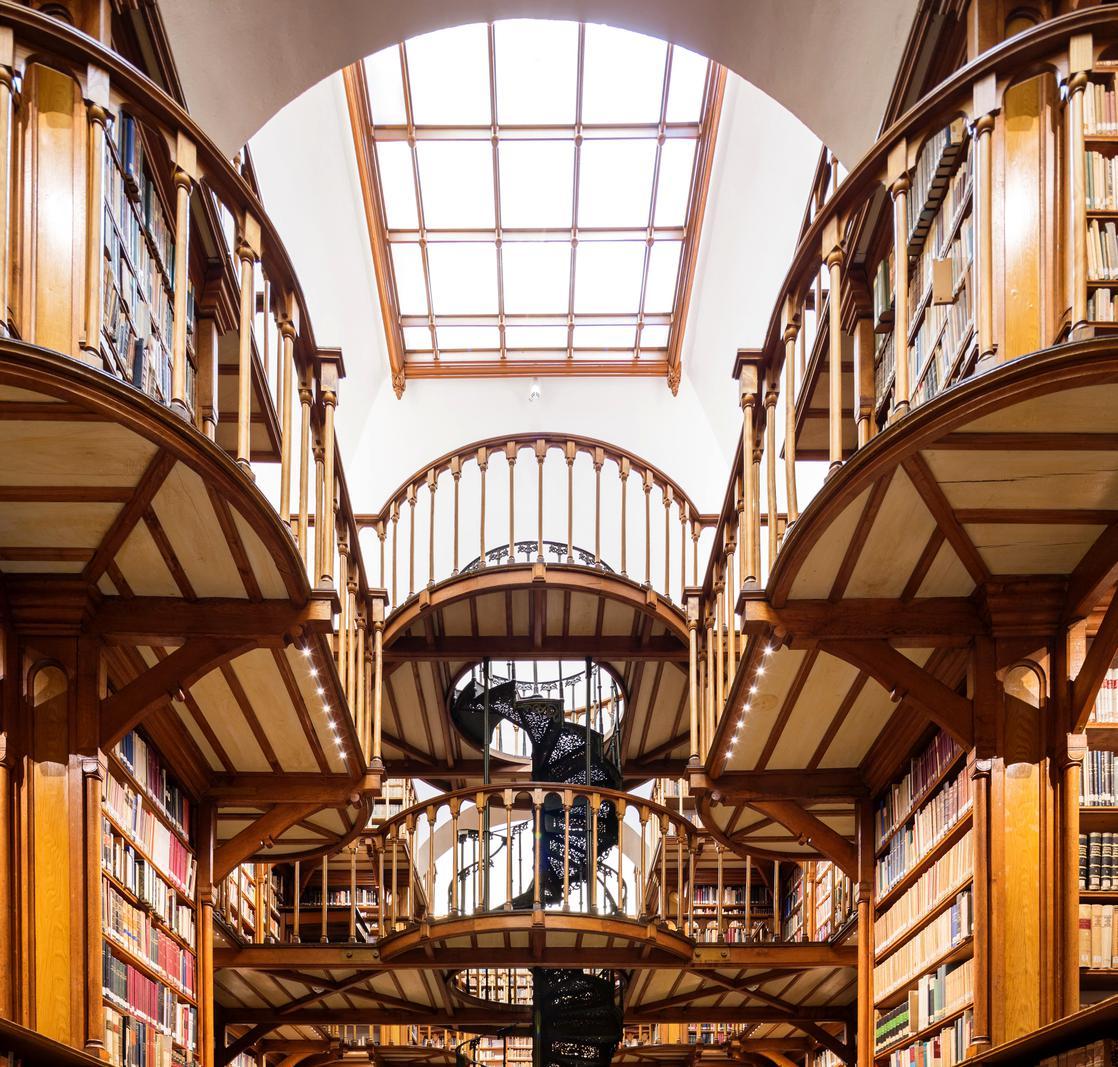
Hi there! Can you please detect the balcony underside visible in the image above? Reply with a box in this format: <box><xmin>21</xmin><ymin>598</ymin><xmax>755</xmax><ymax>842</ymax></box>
<box><xmin>703</xmin><ymin>340</ymin><xmax>1118</xmax><ymax>865</ymax></box>
<box><xmin>381</xmin><ymin>565</ymin><xmax>690</xmax><ymax>779</ymax></box>
<box><xmin>0</xmin><ymin>344</ymin><xmax>366</xmax><ymax>861</ymax></box>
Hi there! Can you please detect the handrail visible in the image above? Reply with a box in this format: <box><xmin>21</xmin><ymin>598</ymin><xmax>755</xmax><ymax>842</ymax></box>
<box><xmin>689</xmin><ymin>8</ymin><xmax>1118</xmax><ymax>765</ymax></box>
<box><xmin>356</xmin><ymin>432</ymin><xmax>717</xmax><ymax>613</ymax></box>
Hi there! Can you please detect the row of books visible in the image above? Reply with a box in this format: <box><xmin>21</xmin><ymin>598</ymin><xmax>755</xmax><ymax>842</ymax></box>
<box><xmin>876</xmin><ymin>831</ymin><xmax>973</xmax><ymax>953</ymax></box>
<box><xmin>698</xmin><ymin>919</ymin><xmax>771</xmax><ymax>943</ymax></box>
<box><xmin>909</xmin><ymin>273</ymin><xmax>972</xmax><ymax>410</ymax></box>
<box><xmin>1086</xmin><ymin>218</ymin><xmax>1118</xmax><ymax>281</ymax></box>
<box><xmin>1079</xmin><ymin>902</ymin><xmax>1118</xmax><ymax>969</ymax></box>
<box><xmin>102</xmin><ymin>944</ymin><xmax>197</xmax><ymax>1047</ymax></box>
<box><xmin>1079</xmin><ymin>833</ymin><xmax>1118</xmax><ymax>891</ymax></box>
<box><xmin>1087</xmin><ymin>287</ymin><xmax>1118</xmax><ymax>323</ymax></box>
<box><xmin>103</xmin><ymin>883</ymin><xmax>196</xmax><ymax>997</ymax></box>
<box><xmin>874</xmin><ymin>893</ymin><xmax>973</xmax><ymax>998</ymax></box>
<box><xmin>1083</xmin><ymin>74</ymin><xmax>1118</xmax><ymax>135</ymax></box>
<box><xmin>104</xmin><ymin>1006</ymin><xmax>194</xmax><ymax>1067</ymax></box>
<box><xmin>116</xmin><ymin>732</ymin><xmax>193</xmax><ymax>838</ymax></box>
<box><xmin>1091</xmin><ymin>670</ymin><xmax>1118</xmax><ymax>720</ymax></box>
<box><xmin>687</xmin><ymin>1023</ymin><xmax>743</xmax><ymax>1046</ymax></box>
<box><xmin>933</xmin><ymin>161</ymin><xmax>971</xmax><ymax>259</ymax></box>
<box><xmin>103</xmin><ymin>821</ymin><xmax>196</xmax><ymax>941</ymax></box>
<box><xmin>875</xmin><ymin>732</ymin><xmax>961</xmax><ymax>847</ymax></box>
<box><xmin>877</xmin><ymin>769</ymin><xmax>973</xmax><ymax>899</ymax></box>
<box><xmin>103</xmin><ymin>773</ymin><xmax>197</xmax><ymax>896</ymax></box>
<box><xmin>873</xmin><ymin>248</ymin><xmax>895</xmax><ymax>330</ymax></box>
<box><xmin>1035</xmin><ymin>1039</ymin><xmax>1118</xmax><ymax>1066</ymax></box>
<box><xmin>692</xmin><ymin>883</ymin><xmax>772</xmax><ymax>906</ymax></box>
<box><xmin>882</xmin><ymin>1009</ymin><xmax>973</xmax><ymax>1067</ymax></box>
<box><xmin>905</xmin><ymin>118</ymin><xmax>968</xmax><ymax>248</ymax></box>
<box><xmin>1086</xmin><ymin>149</ymin><xmax>1118</xmax><ymax>212</ymax></box>
<box><xmin>1082</xmin><ymin>751</ymin><xmax>1118</xmax><ymax>807</ymax></box>
<box><xmin>813</xmin><ymin>862</ymin><xmax>855</xmax><ymax>941</ymax></box>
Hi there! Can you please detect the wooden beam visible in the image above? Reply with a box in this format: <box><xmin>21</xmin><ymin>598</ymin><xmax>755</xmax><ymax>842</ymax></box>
<box><xmin>212</xmin><ymin>803</ymin><xmax>323</xmax><ymax>881</ymax></box>
<box><xmin>217</xmin><ymin>1024</ymin><xmax>273</xmax><ymax>1067</ymax></box>
<box><xmin>741</xmin><ymin>598</ymin><xmax>982</xmax><ymax>643</ymax></box>
<box><xmin>690</xmin><ymin>768</ymin><xmax>866</xmax><ymax>801</ymax></box>
<box><xmin>1066</xmin><ymin>521</ymin><xmax>1118</xmax><ymax>619</ymax></box>
<box><xmin>91</xmin><ymin>595</ymin><xmax>334</xmax><ymax>643</ymax></box>
<box><xmin>745</xmin><ymin>799</ymin><xmax>858</xmax><ymax>878</ymax></box>
<box><xmin>206</xmin><ymin>773</ymin><xmax>376</xmax><ymax>804</ymax></box>
<box><xmin>100</xmin><ymin>638</ymin><xmax>248</xmax><ymax>749</ymax></box>
<box><xmin>384</xmin><ymin>635</ymin><xmax>687</xmax><ymax>662</ymax></box>
<box><xmin>821</xmin><ymin>638</ymin><xmax>974</xmax><ymax>747</ymax></box>
<box><xmin>1073</xmin><ymin>591</ymin><xmax>1118</xmax><ymax>730</ymax></box>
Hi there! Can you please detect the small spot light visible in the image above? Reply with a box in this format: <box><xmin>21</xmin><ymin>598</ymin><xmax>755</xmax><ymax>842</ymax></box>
<box><xmin>528</xmin><ymin>377</ymin><xmax>541</xmax><ymax>403</ymax></box>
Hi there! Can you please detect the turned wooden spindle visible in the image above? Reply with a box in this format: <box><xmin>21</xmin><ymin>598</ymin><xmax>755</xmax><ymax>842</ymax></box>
<box><xmin>736</xmin><ymin>352</ymin><xmax>760</xmax><ymax>587</ymax></box>
<box><xmin>427</xmin><ymin>468</ymin><xmax>437</xmax><ymax>588</ymax></box>
<box><xmin>371</xmin><ymin>594</ymin><xmax>385</xmax><ymax>765</ymax></box>
<box><xmin>638</xmin><ymin>807</ymin><xmax>649</xmax><ymax>917</ymax></box>
<box><xmin>506</xmin><ymin>441</ymin><xmax>518</xmax><ymax>563</ymax></box>
<box><xmin>825</xmin><ymin>234</ymin><xmax>845</xmax><ymax>474</ymax></box>
<box><xmin>235</xmin><ymin>215</ymin><xmax>261</xmax><ymax>473</ymax></box>
<box><xmin>675</xmin><ymin>826</ymin><xmax>684</xmax><ymax>928</ymax></box>
<box><xmin>615</xmin><ymin>797</ymin><xmax>626</xmax><ymax>917</ymax></box>
<box><xmin>765</xmin><ymin>388</ymin><xmax>779</xmax><ymax>568</ymax></box>
<box><xmin>663</xmin><ymin>485</ymin><xmax>673</xmax><ymax>597</ymax></box>
<box><xmin>659</xmin><ymin>815</ymin><xmax>668</xmax><ymax>923</ymax></box>
<box><xmin>714</xmin><ymin>571</ymin><xmax>725</xmax><ymax>716</ymax></box>
<box><xmin>973</xmin><ymin>104</ymin><xmax>996</xmax><ymax>364</ymax></box>
<box><xmin>426</xmin><ymin>806</ymin><xmax>436</xmax><ymax>916</ymax></box>
<box><xmin>642</xmin><ymin>469</ymin><xmax>653</xmax><ymax>588</ymax></box>
<box><xmin>565</xmin><ymin>441</ymin><xmax>577</xmax><ymax>563</ymax></box>
<box><xmin>372</xmin><ymin>836</ymin><xmax>384</xmax><ymax>937</ymax></box>
<box><xmin>168</xmin><ymin>133</ymin><xmax>196</xmax><ymax>415</ymax></box>
<box><xmin>336</xmin><ymin>539</ymin><xmax>349</xmax><ymax>690</ymax></box>
<box><xmin>478</xmin><ymin>446</ymin><xmax>489</xmax><ymax>567</ymax></box>
<box><xmin>278</xmin><ymin>309</ymin><xmax>298</xmax><ymax>524</ymax></box>
<box><xmin>451</xmin><ymin>456</ymin><xmax>461</xmax><ymax>574</ymax></box>
<box><xmin>593</xmin><ymin>448</ymin><xmax>604</xmax><ymax>566</ymax></box>
<box><xmin>619</xmin><ymin>458</ymin><xmax>630</xmax><ymax>576</ymax></box>
<box><xmin>532</xmin><ymin>791</ymin><xmax>543</xmax><ymax>910</ymax></box>
<box><xmin>390</xmin><ymin>501</ymin><xmax>400</xmax><ymax>606</ymax></box>
<box><xmin>313</xmin><ymin>442</ymin><xmax>325</xmax><ymax>581</ymax></box>
<box><xmin>536</xmin><ymin>439</ymin><xmax>547</xmax><ymax>562</ymax></box>
<box><xmin>297</xmin><ymin>371</ymin><xmax>312</xmax><ymax>564</ymax></box>
<box><xmin>349</xmin><ymin>847</ymin><xmax>357</xmax><ymax>941</ymax></box>
<box><xmin>406</xmin><ymin>483</ymin><xmax>417</xmax><ymax>597</ymax></box>
<box><xmin>782</xmin><ymin>303</ymin><xmax>800</xmax><ymax>526</ymax></box>
<box><xmin>889</xmin><ymin>159</ymin><xmax>912</xmax><ymax>418</ymax></box>
<box><xmin>716</xmin><ymin>845</ymin><xmax>724</xmax><ymax>940</ymax></box>
<box><xmin>320</xmin><ymin>854</ymin><xmax>328</xmax><ymax>943</ymax></box>
<box><xmin>293</xmin><ymin>860</ymin><xmax>301</xmax><ymax>943</ymax></box>
<box><xmin>687</xmin><ymin>595</ymin><xmax>700</xmax><ymax>763</ymax></box>
<box><xmin>390</xmin><ymin>832</ymin><xmax>399</xmax><ymax>928</ymax></box>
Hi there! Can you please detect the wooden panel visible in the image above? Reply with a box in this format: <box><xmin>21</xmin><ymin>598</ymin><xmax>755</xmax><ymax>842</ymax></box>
<box><xmin>230</xmin><ymin>508</ymin><xmax>289</xmax><ymax>600</ymax></box>
<box><xmin>788</xmin><ymin>487</ymin><xmax>870</xmax><ymax>599</ymax></box>
<box><xmin>816</xmin><ymin>680</ymin><xmax>895</xmax><ymax>768</ymax></box>
<box><xmin>285</xmin><ymin>646</ymin><xmax>347</xmax><ymax>773</ymax></box>
<box><xmin>0</xmin><ymin>422</ymin><xmax>156</xmax><ymax>485</ymax></box>
<box><xmin>728</xmin><ymin>647</ymin><xmax>809</xmax><ymax>771</ymax></box>
<box><xmin>965</xmin><ymin>522</ymin><xmax>1101</xmax><ymax>574</ymax></box>
<box><xmin>767</xmin><ymin>655</ymin><xmax>860</xmax><ymax>770</ymax></box>
<box><xmin>228</xmin><ymin>650</ymin><xmax>318</xmax><ymax>772</ymax></box>
<box><xmin>0</xmin><ymin>501</ymin><xmax>119</xmax><ymax>553</ymax></box>
<box><xmin>189</xmin><ymin>668</ymin><xmax>272</xmax><ymax>772</ymax></box>
<box><xmin>961</xmin><ymin>384</ymin><xmax>1118</xmax><ymax>435</ymax></box>
<box><xmin>114</xmin><ymin>520</ymin><xmax>181</xmax><ymax>596</ymax></box>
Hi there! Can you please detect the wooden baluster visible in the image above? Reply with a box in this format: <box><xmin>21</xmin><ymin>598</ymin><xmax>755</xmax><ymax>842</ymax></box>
<box><xmin>336</xmin><ymin>538</ymin><xmax>349</xmax><ymax>692</ymax></box>
<box><xmin>449</xmin><ymin>800</ymin><xmax>460</xmax><ymax>915</ymax></box>
<box><xmin>296</xmin><ymin>370</ymin><xmax>312</xmax><ymax>564</ymax></box>
<box><xmin>0</xmin><ymin>39</ymin><xmax>14</xmax><ymax>337</ymax></box>
<box><xmin>675</xmin><ymin>826</ymin><xmax>684</xmax><ymax>929</ymax></box>
<box><xmin>346</xmin><ymin>573</ymin><xmax>357</xmax><ymax>714</ymax></box>
<box><xmin>427</xmin><ymin>469</ymin><xmax>437</xmax><ymax>587</ymax></box>
<box><xmin>691</xmin><ymin>519</ymin><xmax>700</xmax><ymax>587</ymax></box>
<box><xmin>535</xmin><ymin>439</ymin><xmax>547</xmax><ymax>562</ymax></box>
<box><xmin>320</xmin><ymin>854</ymin><xmax>329</xmax><ymax>942</ymax></box>
<box><xmin>973</xmin><ymin>90</ymin><xmax>996</xmax><ymax>365</ymax></box>
<box><xmin>390</xmin><ymin>830</ymin><xmax>399</xmax><ymax>928</ymax></box>
<box><xmin>312</xmin><ymin>441</ymin><xmax>325</xmax><ymax>584</ymax></box>
<box><xmin>349</xmin><ymin>847</ymin><xmax>357</xmax><ymax>941</ymax></box>
<box><xmin>751</xmin><ymin>446</ymin><xmax>763</xmax><ymax>581</ymax></box>
<box><xmin>355</xmin><ymin>610</ymin><xmax>367</xmax><ymax>758</ymax></box>
<box><xmin>687</xmin><ymin>595</ymin><xmax>700</xmax><ymax>764</ymax></box>
<box><xmin>663</xmin><ymin>485</ymin><xmax>672</xmax><ymax>598</ymax></box>
<box><xmin>679</xmin><ymin>505</ymin><xmax>687</xmax><ymax>605</ymax></box>
<box><xmin>593</xmin><ymin>448</ymin><xmax>604</xmax><ymax>566</ymax></box>
<box><xmin>888</xmin><ymin>141</ymin><xmax>911</xmax><ymax>418</ymax></box>
<box><xmin>532</xmin><ymin>790</ymin><xmax>543</xmax><ymax>910</ymax></box>
<box><xmin>377</xmin><ymin>520</ymin><xmax>386</xmax><ymax>589</ymax></box>
<box><xmin>504</xmin><ymin>790</ymin><xmax>514</xmax><ymax>910</ymax></box>
<box><xmin>166</xmin><ymin>133</ymin><xmax>195</xmax><ymax>412</ymax></box>
<box><xmin>782</xmin><ymin>303</ymin><xmax>800</xmax><ymax>527</ymax></box>
<box><xmin>824</xmin><ymin>222</ymin><xmax>845</xmax><ymax>473</ymax></box>
<box><xmin>371</xmin><ymin>593</ymin><xmax>385</xmax><ymax>768</ymax></box>
<box><xmin>407</xmin><ymin>483</ymin><xmax>417</xmax><ymax>597</ymax></box>
<box><xmin>390</xmin><ymin>500</ymin><xmax>400</xmax><ymax>606</ymax></box>
<box><xmin>235</xmin><ymin>215</ymin><xmax>261</xmax><ymax>472</ymax></box>
<box><xmin>642</xmin><ymin>469</ymin><xmax>653</xmax><ymax>587</ymax></box>
<box><xmin>196</xmin><ymin>317</ymin><xmax>219</xmax><ymax>441</ymax></box>
<box><xmin>725</xmin><ymin>540</ymin><xmax>737</xmax><ymax>680</ymax></box>
<box><xmin>765</xmin><ymin>387</ymin><xmax>779</xmax><ymax>572</ymax></box>
<box><xmin>745</xmin><ymin>858</ymin><xmax>752</xmax><ymax>935</ymax></box>
<box><xmin>589</xmin><ymin>794</ymin><xmax>600</xmax><ymax>913</ymax></box>
<box><xmin>562</xmin><ymin>789</ymin><xmax>572</xmax><ymax>911</ymax></box>
<box><xmin>426</xmin><ymin>806</ymin><xmax>436</xmax><ymax>917</ymax></box>
<box><xmin>619</xmin><ymin>458</ymin><xmax>630</xmax><ymax>576</ymax></box>
<box><xmin>293</xmin><ymin>860</ymin><xmax>301</xmax><ymax>943</ymax></box>
<box><xmin>451</xmin><ymin>457</ymin><xmax>462</xmax><ymax>574</ymax></box>
<box><xmin>407</xmin><ymin>815</ymin><xmax>418</xmax><ymax>923</ymax></box>
<box><xmin>373</xmin><ymin>836</ymin><xmax>385</xmax><ymax>938</ymax></box>
<box><xmin>565</xmin><ymin>441</ymin><xmax>577</xmax><ymax>563</ymax></box>
<box><xmin>659</xmin><ymin>815</ymin><xmax>668</xmax><ymax>923</ymax></box>
<box><xmin>638</xmin><ymin>807</ymin><xmax>648</xmax><ymax>919</ymax></box>
<box><xmin>478</xmin><ymin>446</ymin><xmax>489</xmax><ymax>567</ymax></box>
<box><xmin>279</xmin><ymin>305</ymin><xmax>298</xmax><ymax>524</ymax></box>
<box><xmin>714</xmin><ymin>569</ymin><xmax>725</xmax><ymax>717</ymax></box>
<box><xmin>737</xmin><ymin>354</ymin><xmax>759</xmax><ymax>586</ymax></box>
<box><xmin>506</xmin><ymin>441</ymin><xmax>517</xmax><ymax>563</ymax></box>
<box><xmin>853</xmin><ymin>315</ymin><xmax>877</xmax><ymax>449</ymax></box>
<box><xmin>687</xmin><ymin>841</ymin><xmax>696</xmax><ymax>938</ymax></box>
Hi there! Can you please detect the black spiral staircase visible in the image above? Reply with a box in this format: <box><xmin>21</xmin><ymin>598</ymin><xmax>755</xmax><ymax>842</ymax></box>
<box><xmin>451</xmin><ymin>678</ymin><xmax>624</xmax><ymax>1067</ymax></box>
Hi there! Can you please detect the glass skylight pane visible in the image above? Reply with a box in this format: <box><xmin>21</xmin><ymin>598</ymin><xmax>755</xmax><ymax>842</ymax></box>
<box><xmin>437</xmin><ymin>325</ymin><xmax>502</xmax><ymax>349</ymax></box>
<box><xmin>572</xmin><ymin>324</ymin><xmax>636</xmax><ymax>348</ymax></box>
<box><xmin>426</xmin><ymin>243</ymin><xmax>498</xmax><ymax>314</ymax></box>
<box><xmin>581</xmin><ymin>25</ymin><xmax>667</xmax><ymax>125</ymax></box>
<box><xmin>639</xmin><ymin>324</ymin><xmax>671</xmax><ymax>347</ymax></box>
<box><xmin>503</xmin><ymin>243</ymin><xmax>571</xmax><ymax>313</ymax></box>
<box><xmin>577</xmin><ymin>140</ymin><xmax>656</xmax><ymax>228</ymax></box>
<box><xmin>653</xmin><ymin>139</ymin><xmax>696</xmax><ymax>227</ymax></box>
<box><xmin>364</xmin><ymin>47</ymin><xmax>407</xmax><ymax>126</ymax></box>
<box><xmin>416</xmin><ymin>142</ymin><xmax>495</xmax><ymax>229</ymax></box>
<box><xmin>574</xmin><ymin>242</ymin><xmax>644</xmax><ymax>313</ymax></box>
<box><xmin>644</xmin><ymin>240</ymin><xmax>682</xmax><ymax>312</ymax></box>
<box><xmin>665</xmin><ymin>47</ymin><xmax>709</xmax><ymax>123</ymax></box>
<box><xmin>405</xmin><ymin>24</ymin><xmax>491</xmax><ymax>125</ymax></box>
<box><xmin>504</xmin><ymin>325</ymin><xmax>569</xmax><ymax>348</ymax></box>
<box><xmin>390</xmin><ymin>244</ymin><xmax>429</xmax><ymax>315</ymax></box>
<box><xmin>499</xmin><ymin>142</ymin><xmax>575</xmax><ymax>229</ymax></box>
<box><xmin>402</xmin><ymin>326</ymin><xmax>433</xmax><ymax>350</ymax></box>
<box><xmin>375</xmin><ymin>142</ymin><xmax>419</xmax><ymax>229</ymax></box>
<box><xmin>494</xmin><ymin>21</ymin><xmax>579</xmax><ymax>125</ymax></box>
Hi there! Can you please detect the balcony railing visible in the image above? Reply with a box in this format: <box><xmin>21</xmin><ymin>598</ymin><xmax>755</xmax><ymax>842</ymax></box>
<box><xmin>690</xmin><ymin>7</ymin><xmax>1118</xmax><ymax>761</ymax></box>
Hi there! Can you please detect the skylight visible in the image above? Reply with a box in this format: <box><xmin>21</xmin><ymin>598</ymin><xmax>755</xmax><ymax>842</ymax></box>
<box><xmin>345</xmin><ymin>21</ymin><xmax>725</xmax><ymax>394</ymax></box>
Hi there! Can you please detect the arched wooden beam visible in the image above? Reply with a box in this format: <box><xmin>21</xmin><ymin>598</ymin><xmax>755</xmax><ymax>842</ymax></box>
<box><xmin>739</xmin><ymin>800</ymin><xmax>857</xmax><ymax>879</ymax></box>
<box><xmin>213</xmin><ymin>802</ymin><xmax>323</xmax><ymax>880</ymax></box>
<box><xmin>383</xmin><ymin>564</ymin><xmax>689</xmax><ymax>649</ymax></box>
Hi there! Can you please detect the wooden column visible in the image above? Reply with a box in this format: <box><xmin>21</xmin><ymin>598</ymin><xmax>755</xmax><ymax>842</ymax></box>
<box><xmin>235</xmin><ymin>215</ymin><xmax>261</xmax><ymax>472</ymax></box>
<box><xmin>1067</xmin><ymin>35</ymin><xmax>1092</xmax><ymax>335</ymax></box>
<box><xmin>1058</xmin><ymin>732</ymin><xmax>1086</xmax><ymax>1017</ymax></box>
<box><xmin>852</xmin><ymin>315</ymin><xmax>877</xmax><ymax>447</ymax></box>
<box><xmin>824</xmin><ymin>221</ymin><xmax>845</xmax><ymax>472</ymax></box>
<box><xmin>855</xmin><ymin>800</ymin><xmax>875</xmax><ymax>1067</ymax></box>
<box><xmin>296</xmin><ymin>367</ymin><xmax>313</xmax><ymax>565</ymax></box>
<box><xmin>370</xmin><ymin>591</ymin><xmax>386</xmax><ymax>770</ymax></box>
<box><xmin>315</xmin><ymin>350</ymin><xmax>345</xmax><ymax>589</ymax></box>
<box><xmin>81</xmin><ymin>72</ymin><xmax>110</xmax><ymax>368</ymax></box>
<box><xmin>169</xmin><ymin>132</ymin><xmax>198</xmax><ymax>416</ymax></box>
<box><xmin>278</xmin><ymin>301</ymin><xmax>299</xmax><ymax>525</ymax></box>
<box><xmin>197</xmin><ymin>802</ymin><xmax>217</xmax><ymax>1067</ymax></box>
<box><xmin>0</xmin><ymin>731</ymin><xmax>10</xmax><ymax>1022</ymax></box>
<box><xmin>686</xmin><ymin>591</ymin><xmax>700</xmax><ymax>765</ymax></box>
<box><xmin>973</xmin><ymin>76</ymin><xmax>998</xmax><ymax>363</ymax></box>
<box><xmin>764</xmin><ymin>387</ymin><xmax>778</xmax><ymax>567</ymax></box>
<box><xmin>781</xmin><ymin>304</ymin><xmax>799</xmax><ymax>528</ymax></box>
<box><xmin>970</xmin><ymin>757</ymin><xmax>993</xmax><ymax>1051</ymax></box>
<box><xmin>888</xmin><ymin>138</ymin><xmax>911</xmax><ymax>419</ymax></box>
<box><xmin>0</xmin><ymin>33</ymin><xmax>14</xmax><ymax>336</ymax></box>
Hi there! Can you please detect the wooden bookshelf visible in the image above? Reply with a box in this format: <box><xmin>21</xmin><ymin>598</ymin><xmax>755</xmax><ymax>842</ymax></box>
<box><xmin>964</xmin><ymin>995</ymin><xmax>1118</xmax><ymax>1064</ymax></box>
<box><xmin>101</xmin><ymin>730</ymin><xmax>199</xmax><ymax>1067</ymax></box>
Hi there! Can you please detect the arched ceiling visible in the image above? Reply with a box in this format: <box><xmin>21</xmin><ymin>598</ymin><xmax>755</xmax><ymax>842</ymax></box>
<box><xmin>159</xmin><ymin>0</ymin><xmax>919</xmax><ymax>165</ymax></box>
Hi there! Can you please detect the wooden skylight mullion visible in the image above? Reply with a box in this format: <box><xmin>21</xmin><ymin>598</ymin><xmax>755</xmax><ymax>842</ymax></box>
<box><xmin>487</xmin><ymin>23</ymin><xmax>507</xmax><ymax>363</ymax></box>
<box><xmin>566</xmin><ymin>24</ymin><xmax>586</xmax><ymax>364</ymax></box>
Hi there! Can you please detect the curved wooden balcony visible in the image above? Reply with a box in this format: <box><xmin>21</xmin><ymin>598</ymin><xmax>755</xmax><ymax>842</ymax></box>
<box><xmin>0</xmin><ymin>3</ymin><xmax>382</xmax><ymax>865</ymax></box>
<box><xmin>365</xmin><ymin>434</ymin><xmax>710</xmax><ymax>775</ymax></box>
